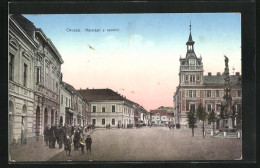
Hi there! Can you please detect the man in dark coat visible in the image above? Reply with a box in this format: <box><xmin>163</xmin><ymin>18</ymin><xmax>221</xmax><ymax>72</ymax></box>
<box><xmin>73</xmin><ymin>130</ymin><xmax>80</xmax><ymax>150</ymax></box>
<box><xmin>43</xmin><ymin>126</ymin><xmax>49</xmax><ymax>146</ymax></box>
<box><xmin>85</xmin><ymin>134</ymin><xmax>92</xmax><ymax>155</ymax></box>
<box><xmin>58</xmin><ymin>125</ymin><xmax>64</xmax><ymax>149</ymax></box>
<box><xmin>48</xmin><ymin>126</ymin><xmax>53</xmax><ymax>148</ymax></box>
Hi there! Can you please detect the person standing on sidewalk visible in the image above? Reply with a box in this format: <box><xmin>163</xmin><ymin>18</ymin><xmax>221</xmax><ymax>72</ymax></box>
<box><xmin>85</xmin><ymin>134</ymin><xmax>92</xmax><ymax>155</ymax></box>
<box><xmin>64</xmin><ymin>136</ymin><xmax>71</xmax><ymax>156</ymax></box>
<box><xmin>43</xmin><ymin>126</ymin><xmax>49</xmax><ymax>146</ymax></box>
<box><xmin>80</xmin><ymin>135</ymin><xmax>85</xmax><ymax>154</ymax></box>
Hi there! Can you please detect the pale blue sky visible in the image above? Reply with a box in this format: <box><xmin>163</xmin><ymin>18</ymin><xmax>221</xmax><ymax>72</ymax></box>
<box><xmin>23</xmin><ymin>13</ymin><xmax>241</xmax><ymax>110</ymax></box>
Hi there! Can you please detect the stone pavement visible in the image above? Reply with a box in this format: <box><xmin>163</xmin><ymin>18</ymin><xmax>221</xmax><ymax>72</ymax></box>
<box><xmin>9</xmin><ymin>138</ymin><xmax>64</xmax><ymax>162</ymax></box>
<box><xmin>9</xmin><ymin>129</ymin><xmax>97</xmax><ymax>162</ymax></box>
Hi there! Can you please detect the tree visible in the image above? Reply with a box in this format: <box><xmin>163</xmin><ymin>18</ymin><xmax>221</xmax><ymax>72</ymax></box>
<box><xmin>187</xmin><ymin>108</ymin><xmax>196</xmax><ymax>137</ymax></box>
<box><xmin>208</xmin><ymin>109</ymin><xmax>217</xmax><ymax>134</ymax></box>
<box><xmin>196</xmin><ymin>103</ymin><xmax>208</xmax><ymax>138</ymax></box>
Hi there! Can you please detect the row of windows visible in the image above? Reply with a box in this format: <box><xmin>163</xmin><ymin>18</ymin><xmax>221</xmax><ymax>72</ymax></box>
<box><xmin>182</xmin><ymin>74</ymin><xmax>200</xmax><ymax>82</ymax></box>
<box><xmin>9</xmin><ymin>53</ymin><xmax>59</xmax><ymax>93</ymax></box>
<box><xmin>60</xmin><ymin>94</ymin><xmax>71</xmax><ymax>108</ymax></box>
<box><xmin>187</xmin><ymin>90</ymin><xmax>241</xmax><ymax>98</ymax></box>
<box><xmin>92</xmin><ymin>118</ymin><xmax>116</xmax><ymax>125</ymax></box>
<box><xmin>92</xmin><ymin>105</ymin><xmax>116</xmax><ymax>113</ymax></box>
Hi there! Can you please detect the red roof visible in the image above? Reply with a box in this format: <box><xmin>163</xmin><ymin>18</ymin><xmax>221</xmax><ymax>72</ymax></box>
<box><xmin>150</xmin><ymin>110</ymin><xmax>174</xmax><ymax>117</ymax></box>
<box><xmin>78</xmin><ymin>88</ymin><xmax>127</xmax><ymax>101</ymax></box>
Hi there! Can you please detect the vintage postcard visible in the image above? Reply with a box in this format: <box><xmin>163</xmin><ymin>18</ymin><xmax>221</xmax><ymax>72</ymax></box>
<box><xmin>8</xmin><ymin>12</ymin><xmax>244</xmax><ymax>162</ymax></box>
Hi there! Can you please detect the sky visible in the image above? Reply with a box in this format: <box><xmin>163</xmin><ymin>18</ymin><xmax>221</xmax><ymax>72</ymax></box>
<box><xmin>24</xmin><ymin>13</ymin><xmax>241</xmax><ymax>111</ymax></box>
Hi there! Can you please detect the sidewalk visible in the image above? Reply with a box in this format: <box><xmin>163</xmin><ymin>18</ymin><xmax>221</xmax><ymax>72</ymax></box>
<box><xmin>9</xmin><ymin>138</ymin><xmax>64</xmax><ymax>162</ymax></box>
<box><xmin>9</xmin><ymin>129</ymin><xmax>98</xmax><ymax>162</ymax></box>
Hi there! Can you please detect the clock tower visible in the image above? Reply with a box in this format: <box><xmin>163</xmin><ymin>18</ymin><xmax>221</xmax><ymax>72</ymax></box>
<box><xmin>179</xmin><ymin>24</ymin><xmax>204</xmax><ymax>86</ymax></box>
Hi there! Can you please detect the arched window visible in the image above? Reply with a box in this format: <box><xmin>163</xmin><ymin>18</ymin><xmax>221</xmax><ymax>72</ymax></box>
<box><xmin>9</xmin><ymin>101</ymin><xmax>14</xmax><ymax>114</ymax></box>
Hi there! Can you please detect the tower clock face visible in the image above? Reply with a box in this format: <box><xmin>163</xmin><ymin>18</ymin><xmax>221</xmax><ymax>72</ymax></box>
<box><xmin>190</xmin><ymin>59</ymin><xmax>195</xmax><ymax>65</ymax></box>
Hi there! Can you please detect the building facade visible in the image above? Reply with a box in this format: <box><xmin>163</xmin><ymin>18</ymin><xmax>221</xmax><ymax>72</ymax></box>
<box><xmin>61</xmin><ymin>82</ymin><xmax>89</xmax><ymax>127</ymax></box>
<box><xmin>173</xmin><ymin>25</ymin><xmax>242</xmax><ymax>127</ymax></box>
<box><xmin>78</xmin><ymin>88</ymin><xmax>146</xmax><ymax>128</ymax></box>
<box><xmin>8</xmin><ymin>14</ymin><xmax>64</xmax><ymax>145</ymax></box>
<box><xmin>150</xmin><ymin>110</ymin><xmax>174</xmax><ymax>126</ymax></box>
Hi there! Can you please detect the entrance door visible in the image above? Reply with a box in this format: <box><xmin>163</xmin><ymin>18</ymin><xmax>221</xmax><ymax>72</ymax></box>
<box><xmin>9</xmin><ymin>101</ymin><xmax>14</xmax><ymax>146</ymax></box>
<box><xmin>36</xmin><ymin>106</ymin><xmax>40</xmax><ymax>136</ymax></box>
<box><xmin>51</xmin><ymin>110</ymin><xmax>54</xmax><ymax>126</ymax></box>
<box><xmin>44</xmin><ymin>108</ymin><xmax>48</xmax><ymax>129</ymax></box>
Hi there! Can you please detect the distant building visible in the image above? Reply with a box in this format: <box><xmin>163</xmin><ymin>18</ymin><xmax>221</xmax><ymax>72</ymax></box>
<box><xmin>173</xmin><ymin>24</ymin><xmax>242</xmax><ymax>127</ymax></box>
<box><xmin>78</xmin><ymin>88</ymin><xmax>147</xmax><ymax>127</ymax></box>
<box><xmin>150</xmin><ymin>110</ymin><xmax>174</xmax><ymax>126</ymax></box>
<box><xmin>60</xmin><ymin>82</ymin><xmax>89</xmax><ymax>127</ymax></box>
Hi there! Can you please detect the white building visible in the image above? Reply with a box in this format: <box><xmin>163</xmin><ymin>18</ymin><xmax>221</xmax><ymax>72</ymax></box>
<box><xmin>78</xmin><ymin>89</ymin><xmax>137</xmax><ymax>128</ymax></box>
<box><xmin>150</xmin><ymin>110</ymin><xmax>174</xmax><ymax>126</ymax></box>
<box><xmin>8</xmin><ymin>14</ymin><xmax>64</xmax><ymax>145</ymax></box>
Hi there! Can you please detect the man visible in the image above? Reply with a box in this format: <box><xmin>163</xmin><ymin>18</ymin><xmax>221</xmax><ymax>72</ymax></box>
<box><xmin>85</xmin><ymin>134</ymin><xmax>92</xmax><ymax>155</ymax></box>
<box><xmin>73</xmin><ymin>130</ymin><xmax>80</xmax><ymax>151</ymax></box>
<box><xmin>43</xmin><ymin>126</ymin><xmax>49</xmax><ymax>146</ymax></box>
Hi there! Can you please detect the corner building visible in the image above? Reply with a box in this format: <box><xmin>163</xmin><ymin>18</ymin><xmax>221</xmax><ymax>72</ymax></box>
<box><xmin>173</xmin><ymin>25</ymin><xmax>242</xmax><ymax>127</ymax></box>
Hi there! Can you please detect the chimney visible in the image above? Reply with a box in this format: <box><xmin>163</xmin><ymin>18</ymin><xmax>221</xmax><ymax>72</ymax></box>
<box><xmin>217</xmin><ymin>72</ymin><xmax>221</xmax><ymax>76</ymax></box>
<box><xmin>236</xmin><ymin>72</ymin><xmax>240</xmax><ymax>76</ymax></box>
<box><xmin>208</xmin><ymin>72</ymin><xmax>211</xmax><ymax>76</ymax></box>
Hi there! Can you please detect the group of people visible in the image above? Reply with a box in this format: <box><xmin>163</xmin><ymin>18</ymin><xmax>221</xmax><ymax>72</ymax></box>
<box><xmin>43</xmin><ymin>124</ymin><xmax>93</xmax><ymax>156</ymax></box>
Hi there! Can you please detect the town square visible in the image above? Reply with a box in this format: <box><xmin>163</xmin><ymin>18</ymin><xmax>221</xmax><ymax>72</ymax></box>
<box><xmin>8</xmin><ymin>13</ymin><xmax>242</xmax><ymax>162</ymax></box>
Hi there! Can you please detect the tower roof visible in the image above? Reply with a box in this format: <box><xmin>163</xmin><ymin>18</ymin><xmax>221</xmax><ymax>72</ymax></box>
<box><xmin>186</xmin><ymin>23</ymin><xmax>195</xmax><ymax>45</ymax></box>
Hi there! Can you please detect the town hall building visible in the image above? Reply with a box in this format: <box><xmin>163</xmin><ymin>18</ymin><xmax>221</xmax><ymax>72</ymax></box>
<box><xmin>173</xmin><ymin>25</ymin><xmax>242</xmax><ymax>127</ymax></box>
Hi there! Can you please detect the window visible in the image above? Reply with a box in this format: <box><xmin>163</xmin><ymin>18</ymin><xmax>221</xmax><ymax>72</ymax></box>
<box><xmin>112</xmin><ymin>105</ymin><xmax>115</xmax><ymax>112</ymax></box>
<box><xmin>112</xmin><ymin>119</ymin><xmax>115</xmax><ymax>125</ymax></box>
<box><xmin>207</xmin><ymin>90</ymin><xmax>211</xmax><ymax>97</ymax></box>
<box><xmin>9</xmin><ymin>54</ymin><xmax>14</xmax><ymax>81</ymax></box>
<box><xmin>102</xmin><ymin>107</ymin><xmax>105</xmax><ymax>112</ymax></box>
<box><xmin>37</xmin><ymin>67</ymin><xmax>41</xmax><ymax>84</ymax></box>
<box><xmin>193</xmin><ymin>90</ymin><xmax>196</xmax><ymax>97</ymax></box>
<box><xmin>23</xmin><ymin>63</ymin><xmax>27</xmax><ymax>87</ymax></box>
<box><xmin>216</xmin><ymin>90</ymin><xmax>220</xmax><ymax>97</ymax></box>
<box><xmin>197</xmin><ymin>74</ymin><xmax>200</xmax><ymax>81</ymax></box>
<box><xmin>52</xmin><ymin>77</ymin><xmax>54</xmax><ymax>91</ymax></box>
<box><xmin>185</xmin><ymin>75</ymin><xmax>188</xmax><ymax>81</ymax></box>
<box><xmin>190</xmin><ymin>104</ymin><xmax>195</xmax><ymax>112</ymax></box>
<box><xmin>216</xmin><ymin>104</ymin><xmax>221</xmax><ymax>112</ymax></box>
<box><xmin>93</xmin><ymin>106</ymin><xmax>96</xmax><ymax>112</ymax></box>
<box><xmin>69</xmin><ymin>99</ymin><xmax>71</xmax><ymax>108</ymax></box>
<box><xmin>207</xmin><ymin>104</ymin><xmax>211</xmax><ymax>112</ymax></box>
<box><xmin>189</xmin><ymin>90</ymin><xmax>192</xmax><ymax>97</ymax></box>
<box><xmin>61</xmin><ymin>95</ymin><xmax>63</xmax><ymax>104</ymax></box>
<box><xmin>92</xmin><ymin>119</ymin><xmax>96</xmax><ymax>125</ymax></box>
<box><xmin>102</xmin><ymin>119</ymin><xmax>105</xmax><ymax>125</ymax></box>
<box><xmin>237</xmin><ymin>90</ymin><xmax>242</xmax><ymax>97</ymax></box>
<box><xmin>45</xmin><ymin>66</ymin><xmax>49</xmax><ymax>87</ymax></box>
<box><xmin>66</xmin><ymin>97</ymin><xmax>68</xmax><ymax>106</ymax></box>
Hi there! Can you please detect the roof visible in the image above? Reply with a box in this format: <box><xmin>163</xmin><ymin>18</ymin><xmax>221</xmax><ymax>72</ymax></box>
<box><xmin>186</xmin><ymin>32</ymin><xmax>195</xmax><ymax>44</ymax></box>
<box><xmin>62</xmin><ymin>81</ymin><xmax>82</xmax><ymax>98</ymax></box>
<box><xmin>150</xmin><ymin>110</ymin><xmax>174</xmax><ymax>117</ymax></box>
<box><xmin>11</xmin><ymin>14</ymin><xmax>64</xmax><ymax>64</ymax></box>
<box><xmin>11</xmin><ymin>14</ymin><xmax>36</xmax><ymax>39</ymax></box>
<box><xmin>203</xmin><ymin>74</ymin><xmax>241</xmax><ymax>86</ymax></box>
<box><xmin>77</xmin><ymin>88</ymin><xmax>127</xmax><ymax>101</ymax></box>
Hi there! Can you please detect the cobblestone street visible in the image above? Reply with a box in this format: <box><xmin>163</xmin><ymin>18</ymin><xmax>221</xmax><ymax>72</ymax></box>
<box><xmin>49</xmin><ymin>127</ymin><xmax>242</xmax><ymax>161</ymax></box>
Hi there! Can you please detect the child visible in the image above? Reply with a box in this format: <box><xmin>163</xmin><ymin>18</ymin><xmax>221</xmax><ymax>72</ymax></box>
<box><xmin>85</xmin><ymin>134</ymin><xmax>92</xmax><ymax>155</ymax></box>
<box><xmin>80</xmin><ymin>135</ymin><xmax>85</xmax><ymax>154</ymax></box>
<box><xmin>64</xmin><ymin>136</ymin><xmax>71</xmax><ymax>156</ymax></box>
